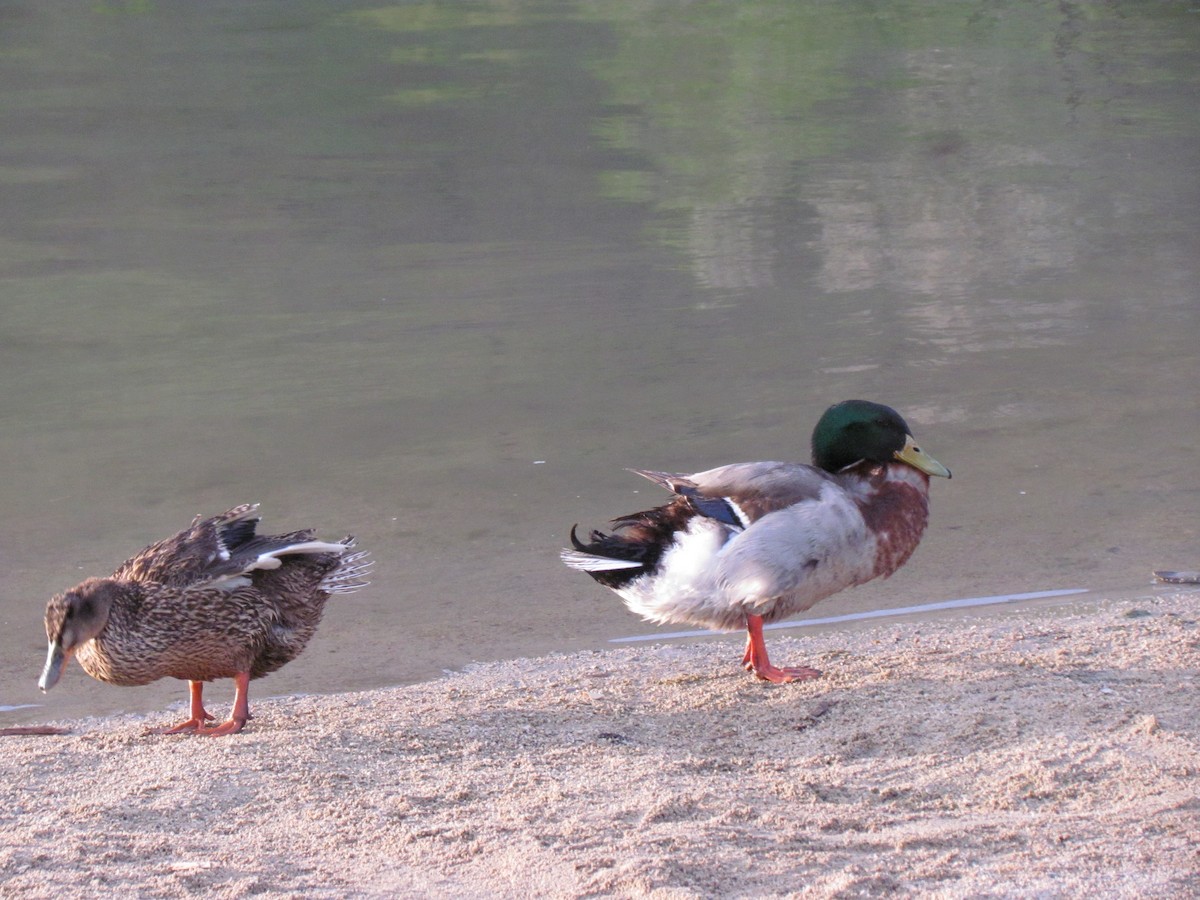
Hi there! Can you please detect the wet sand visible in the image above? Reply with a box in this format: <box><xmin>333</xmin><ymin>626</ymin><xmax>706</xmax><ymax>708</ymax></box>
<box><xmin>2</xmin><ymin>592</ymin><xmax>1197</xmax><ymax>898</ymax></box>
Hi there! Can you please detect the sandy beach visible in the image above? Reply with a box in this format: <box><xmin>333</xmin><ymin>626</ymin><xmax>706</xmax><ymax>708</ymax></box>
<box><xmin>2</xmin><ymin>591</ymin><xmax>1197</xmax><ymax>898</ymax></box>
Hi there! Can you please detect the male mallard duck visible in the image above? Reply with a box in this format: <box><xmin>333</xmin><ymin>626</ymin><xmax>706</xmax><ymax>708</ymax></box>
<box><xmin>38</xmin><ymin>504</ymin><xmax>371</xmax><ymax>735</ymax></box>
<box><xmin>561</xmin><ymin>400</ymin><xmax>950</xmax><ymax>682</ymax></box>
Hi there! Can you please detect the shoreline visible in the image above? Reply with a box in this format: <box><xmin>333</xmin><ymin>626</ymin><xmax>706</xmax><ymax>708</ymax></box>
<box><xmin>4</xmin><ymin>581</ymin><xmax>1159</xmax><ymax>729</ymax></box>
<box><xmin>2</xmin><ymin>592</ymin><xmax>1197</xmax><ymax>897</ymax></box>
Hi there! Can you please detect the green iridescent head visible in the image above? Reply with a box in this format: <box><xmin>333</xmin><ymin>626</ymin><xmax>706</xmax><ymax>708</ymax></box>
<box><xmin>811</xmin><ymin>400</ymin><xmax>951</xmax><ymax>478</ymax></box>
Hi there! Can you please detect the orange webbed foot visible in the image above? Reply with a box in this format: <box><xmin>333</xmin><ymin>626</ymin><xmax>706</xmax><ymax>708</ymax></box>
<box><xmin>194</xmin><ymin>717</ymin><xmax>248</xmax><ymax>737</ymax></box>
<box><xmin>746</xmin><ymin>661</ymin><xmax>822</xmax><ymax>683</ymax></box>
<box><xmin>147</xmin><ymin>678</ymin><xmax>253</xmax><ymax>736</ymax></box>
<box><xmin>190</xmin><ymin>672</ymin><xmax>253</xmax><ymax>736</ymax></box>
<box><xmin>741</xmin><ymin>614</ymin><xmax>823</xmax><ymax>683</ymax></box>
<box><xmin>150</xmin><ymin>712</ymin><xmax>214</xmax><ymax>735</ymax></box>
<box><xmin>150</xmin><ymin>680</ymin><xmax>216</xmax><ymax>734</ymax></box>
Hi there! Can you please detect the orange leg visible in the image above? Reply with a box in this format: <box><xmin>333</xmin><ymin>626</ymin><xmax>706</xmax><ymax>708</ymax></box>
<box><xmin>195</xmin><ymin>671</ymin><xmax>251</xmax><ymax>736</ymax></box>
<box><xmin>152</xmin><ymin>680</ymin><xmax>215</xmax><ymax>734</ymax></box>
<box><xmin>741</xmin><ymin>614</ymin><xmax>821</xmax><ymax>683</ymax></box>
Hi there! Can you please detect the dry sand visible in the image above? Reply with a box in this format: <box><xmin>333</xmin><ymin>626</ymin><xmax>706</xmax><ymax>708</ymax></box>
<box><xmin>1</xmin><ymin>592</ymin><xmax>1197</xmax><ymax>899</ymax></box>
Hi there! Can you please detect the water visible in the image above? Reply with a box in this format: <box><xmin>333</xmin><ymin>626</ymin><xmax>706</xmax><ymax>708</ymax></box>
<box><xmin>2</xmin><ymin>1</ymin><xmax>1197</xmax><ymax>724</ymax></box>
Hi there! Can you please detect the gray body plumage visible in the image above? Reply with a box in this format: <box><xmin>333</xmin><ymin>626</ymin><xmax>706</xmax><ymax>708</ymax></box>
<box><xmin>563</xmin><ymin>460</ymin><xmax>931</xmax><ymax>632</ymax></box>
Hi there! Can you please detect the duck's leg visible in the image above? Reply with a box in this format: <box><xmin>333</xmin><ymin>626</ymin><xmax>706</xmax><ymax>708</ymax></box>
<box><xmin>742</xmin><ymin>614</ymin><xmax>821</xmax><ymax>683</ymax></box>
<box><xmin>152</xmin><ymin>681</ymin><xmax>215</xmax><ymax>733</ymax></box>
<box><xmin>196</xmin><ymin>671</ymin><xmax>251</xmax><ymax>736</ymax></box>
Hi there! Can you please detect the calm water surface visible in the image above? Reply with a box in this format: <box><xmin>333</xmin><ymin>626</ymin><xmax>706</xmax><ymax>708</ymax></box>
<box><xmin>2</xmin><ymin>1</ymin><xmax>1197</xmax><ymax>723</ymax></box>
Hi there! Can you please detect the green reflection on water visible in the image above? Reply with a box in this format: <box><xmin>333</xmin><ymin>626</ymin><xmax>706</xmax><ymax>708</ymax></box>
<box><xmin>349</xmin><ymin>1</ymin><xmax>1198</xmax><ymax>296</ymax></box>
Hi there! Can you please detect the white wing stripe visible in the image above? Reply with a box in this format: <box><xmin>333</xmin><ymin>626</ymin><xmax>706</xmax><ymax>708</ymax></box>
<box><xmin>243</xmin><ymin>540</ymin><xmax>350</xmax><ymax>573</ymax></box>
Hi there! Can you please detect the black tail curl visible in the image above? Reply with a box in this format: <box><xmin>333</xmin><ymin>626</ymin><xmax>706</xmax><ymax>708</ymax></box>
<box><xmin>567</xmin><ymin>499</ymin><xmax>696</xmax><ymax>588</ymax></box>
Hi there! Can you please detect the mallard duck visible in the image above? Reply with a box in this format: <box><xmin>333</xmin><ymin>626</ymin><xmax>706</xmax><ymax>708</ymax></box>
<box><xmin>38</xmin><ymin>504</ymin><xmax>371</xmax><ymax>735</ymax></box>
<box><xmin>561</xmin><ymin>400</ymin><xmax>951</xmax><ymax>682</ymax></box>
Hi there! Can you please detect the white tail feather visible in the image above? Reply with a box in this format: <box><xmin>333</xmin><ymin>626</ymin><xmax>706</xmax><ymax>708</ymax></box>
<box><xmin>560</xmin><ymin>549</ymin><xmax>643</xmax><ymax>573</ymax></box>
<box><xmin>322</xmin><ymin>549</ymin><xmax>372</xmax><ymax>595</ymax></box>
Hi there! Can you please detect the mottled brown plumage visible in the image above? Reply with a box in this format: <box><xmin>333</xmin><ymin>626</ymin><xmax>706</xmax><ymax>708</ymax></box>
<box><xmin>39</xmin><ymin>504</ymin><xmax>371</xmax><ymax>735</ymax></box>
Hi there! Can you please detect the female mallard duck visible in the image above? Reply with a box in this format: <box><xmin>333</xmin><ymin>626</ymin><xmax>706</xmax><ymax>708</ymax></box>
<box><xmin>38</xmin><ymin>504</ymin><xmax>371</xmax><ymax>735</ymax></box>
<box><xmin>561</xmin><ymin>400</ymin><xmax>951</xmax><ymax>683</ymax></box>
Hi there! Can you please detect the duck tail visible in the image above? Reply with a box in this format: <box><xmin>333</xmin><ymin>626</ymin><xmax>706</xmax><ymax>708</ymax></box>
<box><xmin>560</xmin><ymin>525</ymin><xmax>646</xmax><ymax>589</ymax></box>
<box><xmin>320</xmin><ymin>538</ymin><xmax>372</xmax><ymax>595</ymax></box>
<box><xmin>561</xmin><ymin>526</ymin><xmax>645</xmax><ymax>570</ymax></box>
<box><xmin>560</xmin><ymin>495</ymin><xmax>691</xmax><ymax>590</ymax></box>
